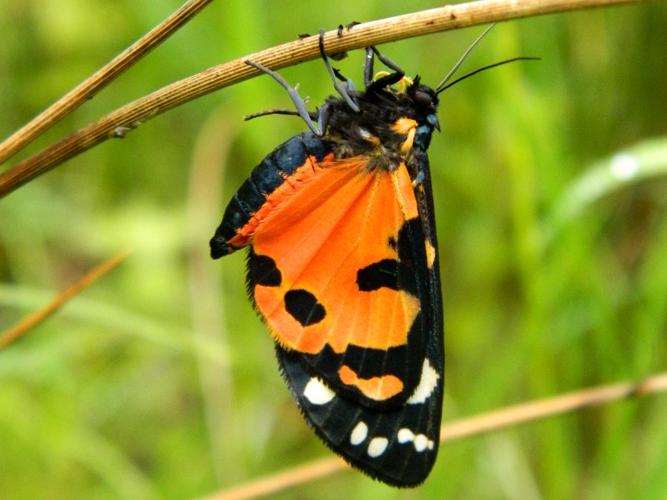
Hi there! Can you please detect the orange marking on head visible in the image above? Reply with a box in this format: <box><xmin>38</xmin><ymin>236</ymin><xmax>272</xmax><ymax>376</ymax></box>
<box><xmin>338</xmin><ymin>365</ymin><xmax>404</xmax><ymax>401</ymax></box>
<box><xmin>401</xmin><ymin>127</ymin><xmax>416</xmax><ymax>155</ymax></box>
<box><xmin>391</xmin><ymin>118</ymin><xmax>418</xmax><ymax>156</ymax></box>
<box><xmin>392</xmin><ymin>117</ymin><xmax>417</xmax><ymax>135</ymax></box>
<box><xmin>251</xmin><ymin>158</ymin><xmax>421</xmax><ymax>355</ymax></box>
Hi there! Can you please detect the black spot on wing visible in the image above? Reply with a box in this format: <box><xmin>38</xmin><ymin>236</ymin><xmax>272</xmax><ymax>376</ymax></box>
<box><xmin>396</xmin><ymin>219</ymin><xmax>419</xmax><ymax>265</ymax></box>
<box><xmin>247</xmin><ymin>249</ymin><xmax>282</xmax><ymax>287</ymax></box>
<box><xmin>393</xmin><ymin>218</ymin><xmax>424</xmax><ymax>296</ymax></box>
<box><xmin>356</xmin><ymin>259</ymin><xmax>399</xmax><ymax>291</ymax></box>
<box><xmin>285</xmin><ymin>289</ymin><xmax>326</xmax><ymax>326</ymax></box>
<box><xmin>354</xmin><ymin>219</ymin><xmax>423</xmax><ymax>295</ymax></box>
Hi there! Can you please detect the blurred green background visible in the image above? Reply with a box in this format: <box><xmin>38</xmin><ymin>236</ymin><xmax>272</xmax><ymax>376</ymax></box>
<box><xmin>1</xmin><ymin>1</ymin><xmax>666</xmax><ymax>498</ymax></box>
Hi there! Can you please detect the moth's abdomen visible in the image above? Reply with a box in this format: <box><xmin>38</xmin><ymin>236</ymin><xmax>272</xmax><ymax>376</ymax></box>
<box><xmin>209</xmin><ymin>132</ymin><xmax>331</xmax><ymax>258</ymax></box>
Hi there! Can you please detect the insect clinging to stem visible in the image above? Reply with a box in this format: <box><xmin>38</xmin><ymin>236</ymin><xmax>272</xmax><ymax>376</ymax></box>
<box><xmin>210</xmin><ymin>24</ymin><xmax>537</xmax><ymax>486</ymax></box>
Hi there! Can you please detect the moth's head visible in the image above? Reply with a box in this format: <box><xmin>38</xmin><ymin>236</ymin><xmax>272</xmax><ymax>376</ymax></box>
<box><xmin>407</xmin><ymin>76</ymin><xmax>439</xmax><ymax>113</ymax></box>
<box><xmin>405</xmin><ymin>76</ymin><xmax>440</xmax><ymax>132</ymax></box>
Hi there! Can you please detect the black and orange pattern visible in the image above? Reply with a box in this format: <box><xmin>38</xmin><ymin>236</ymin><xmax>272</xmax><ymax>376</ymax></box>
<box><xmin>210</xmin><ymin>34</ymin><xmax>444</xmax><ymax>487</ymax></box>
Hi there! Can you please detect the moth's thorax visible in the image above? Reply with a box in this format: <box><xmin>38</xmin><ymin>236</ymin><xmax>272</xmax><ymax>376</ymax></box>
<box><xmin>323</xmin><ymin>86</ymin><xmax>439</xmax><ymax>170</ymax></box>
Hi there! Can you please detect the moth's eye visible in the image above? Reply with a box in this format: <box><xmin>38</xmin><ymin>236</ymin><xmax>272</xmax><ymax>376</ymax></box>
<box><xmin>413</xmin><ymin>90</ymin><xmax>432</xmax><ymax>107</ymax></box>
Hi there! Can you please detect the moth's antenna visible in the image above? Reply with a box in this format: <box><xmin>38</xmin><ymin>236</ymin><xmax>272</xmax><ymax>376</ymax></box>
<box><xmin>435</xmin><ymin>57</ymin><xmax>541</xmax><ymax>94</ymax></box>
<box><xmin>434</xmin><ymin>24</ymin><xmax>495</xmax><ymax>93</ymax></box>
<box><xmin>244</xmin><ymin>108</ymin><xmax>304</xmax><ymax>121</ymax></box>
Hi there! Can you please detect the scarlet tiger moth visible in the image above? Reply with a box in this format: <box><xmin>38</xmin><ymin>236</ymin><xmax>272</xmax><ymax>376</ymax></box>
<box><xmin>210</xmin><ymin>26</ymin><xmax>536</xmax><ymax>487</ymax></box>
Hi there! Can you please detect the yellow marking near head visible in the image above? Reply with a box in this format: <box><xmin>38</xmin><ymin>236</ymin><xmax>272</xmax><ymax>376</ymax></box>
<box><xmin>391</xmin><ymin>118</ymin><xmax>417</xmax><ymax>135</ymax></box>
<box><xmin>373</xmin><ymin>72</ymin><xmax>414</xmax><ymax>93</ymax></box>
<box><xmin>391</xmin><ymin>118</ymin><xmax>418</xmax><ymax>156</ymax></box>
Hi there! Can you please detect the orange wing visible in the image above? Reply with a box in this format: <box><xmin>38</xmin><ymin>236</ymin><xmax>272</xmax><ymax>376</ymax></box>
<box><xmin>253</xmin><ymin>157</ymin><xmax>418</xmax><ymax>350</ymax></box>
<box><xmin>245</xmin><ymin>154</ymin><xmax>429</xmax><ymax>404</ymax></box>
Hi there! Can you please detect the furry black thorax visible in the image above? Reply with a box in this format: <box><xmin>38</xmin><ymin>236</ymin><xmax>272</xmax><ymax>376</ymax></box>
<box><xmin>319</xmin><ymin>82</ymin><xmax>440</xmax><ymax>170</ymax></box>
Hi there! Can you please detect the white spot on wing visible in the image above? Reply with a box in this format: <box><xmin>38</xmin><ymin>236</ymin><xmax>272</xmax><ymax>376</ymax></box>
<box><xmin>303</xmin><ymin>377</ymin><xmax>335</xmax><ymax>405</ymax></box>
<box><xmin>397</xmin><ymin>428</ymin><xmax>414</xmax><ymax>443</ymax></box>
<box><xmin>350</xmin><ymin>421</ymin><xmax>368</xmax><ymax>445</ymax></box>
<box><xmin>396</xmin><ymin>428</ymin><xmax>434</xmax><ymax>453</ymax></box>
<box><xmin>367</xmin><ymin>437</ymin><xmax>388</xmax><ymax>457</ymax></box>
<box><xmin>407</xmin><ymin>358</ymin><xmax>440</xmax><ymax>404</ymax></box>
<box><xmin>414</xmin><ymin>434</ymin><xmax>429</xmax><ymax>452</ymax></box>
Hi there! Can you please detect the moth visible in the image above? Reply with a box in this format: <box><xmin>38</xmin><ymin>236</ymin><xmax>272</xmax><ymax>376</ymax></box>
<box><xmin>210</xmin><ymin>26</ymin><xmax>533</xmax><ymax>486</ymax></box>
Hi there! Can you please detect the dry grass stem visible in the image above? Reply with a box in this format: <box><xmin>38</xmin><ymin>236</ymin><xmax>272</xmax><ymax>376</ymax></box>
<box><xmin>0</xmin><ymin>0</ymin><xmax>642</xmax><ymax>197</ymax></box>
<box><xmin>209</xmin><ymin>370</ymin><xmax>667</xmax><ymax>500</ymax></box>
<box><xmin>0</xmin><ymin>252</ymin><xmax>130</xmax><ymax>349</ymax></box>
<box><xmin>0</xmin><ymin>0</ymin><xmax>214</xmax><ymax>165</ymax></box>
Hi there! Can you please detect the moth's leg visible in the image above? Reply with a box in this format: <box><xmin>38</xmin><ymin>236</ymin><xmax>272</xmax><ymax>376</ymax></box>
<box><xmin>364</xmin><ymin>46</ymin><xmax>406</xmax><ymax>90</ymax></box>
<box><xmin>245</xmin><ymin>60</ymin><xmax>322</xmax><ymax>136</ymax></box>
<box><xmin>371</xmin><ymin>46</ymin><xmax>404</xmax><ymax>74</ymax></box>
<box><xmin>316</xmin><ymin>102</ymin><xmax>333</xmax><ymax>136</ymax></box>
<box><xmin>363</xmin><ymin>47</ymin><xmax>375</xmax><ymax>88</ymax></box>
<box><xmin>364</xmin><ymin>47</ymin><xmax>405</xmax><ymax>94</ymax></box>
<box><xmin>318</xmin><ymin>29</ymin><xmax>360</xmax><ymax>112</ymax></box>
<box><xmin>366</xmin><ymin>72</ymin><xmax>404</xmax><ymax>94</ymax></box>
